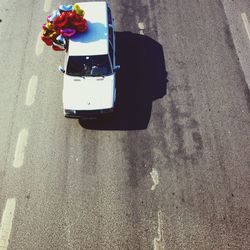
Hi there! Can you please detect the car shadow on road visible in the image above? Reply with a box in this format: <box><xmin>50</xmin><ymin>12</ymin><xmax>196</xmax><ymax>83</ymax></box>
<box><xmin>79</xmin><ymin>31</ymin><xmax>168</xmax><ymax>130</ymax></box>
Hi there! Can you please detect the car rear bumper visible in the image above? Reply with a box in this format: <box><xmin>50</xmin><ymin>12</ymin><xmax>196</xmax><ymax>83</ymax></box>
<box><xmin>64</xmin><ymin>108</ymin><xmax>114</xmax><ymax>119</ymax></box>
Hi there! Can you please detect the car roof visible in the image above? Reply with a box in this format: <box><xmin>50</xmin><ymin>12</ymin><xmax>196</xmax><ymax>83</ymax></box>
<box><xmin>68</xmin><ymin>1</ymin><xmax>108</xmax><ymax>56</ymax></box>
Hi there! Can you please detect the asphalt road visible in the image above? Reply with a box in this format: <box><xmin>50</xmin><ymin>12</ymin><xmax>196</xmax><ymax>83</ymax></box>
<box><xmin>0</xmin><ymin>0</ymin><xmax>250</xmax><ymax>249</ymax></box>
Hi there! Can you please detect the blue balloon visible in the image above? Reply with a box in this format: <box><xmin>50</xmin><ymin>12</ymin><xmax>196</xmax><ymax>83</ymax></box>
<box><xmin>56</xmin><ymin>35</ymin><xmax>66</xmax><ymax>46</ymax></box>
<box><xmin>48</xmin><ymin>10</ymin><xmax>60</xmax><ymax>22</ymax></box>
<box><xmin>59</xmin><ymin>4</ymin><xmax>73</xmax><ymax>12</ymax></box>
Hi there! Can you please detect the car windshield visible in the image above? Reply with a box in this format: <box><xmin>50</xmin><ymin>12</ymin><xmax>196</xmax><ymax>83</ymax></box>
<box><xmin>66</xmin><ymin>55</ymin><xmax>112</xmax><ymax>77</ymax></box>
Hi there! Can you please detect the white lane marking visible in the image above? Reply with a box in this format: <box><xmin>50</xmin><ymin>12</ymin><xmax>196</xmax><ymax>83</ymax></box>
<box><xmin>35</xmin><ymin>32</ymin><xmax>44</xmax><ymax>56</ymax></box>
<box><xmin>26</xmin><ymin>76</ymin><xmax>38</xmax><ymax>106</ymax></box>
<box><xmin>0</xmin><ymin>198</ymin><xmax>16</xmax><ymax>250</ymax></box>
<box><xmin>154</xmin><ymin>210</ymin><xmax>164</xmax><ymax>250</ymax></box>
<box><xmin>13</xmin><ymin>129</ymin><xmax>28</xmax><ymax>168</ymax></box>
<box><xmin>138</xmin><ymin>22</ymin><xmax>145</xmax><ymax>35</ymax></box>
<box><xmin>150</xmin><ymin>168</ymin><xmax>159</xmax><ymax>191</ymax></box>
<box><xmin>241</xmin><ymin>13</ymin><xmax>250</xmax><ymax>40</ymax></box>
<box><xmin>138</xmin><ymin>22</ymin><xmax>145</xmax><ymax>30</ymax></box>
<box><xmin>43</xmin><ymin>0</ymin><xmax>52</xmax><ymax>12</ymax></box>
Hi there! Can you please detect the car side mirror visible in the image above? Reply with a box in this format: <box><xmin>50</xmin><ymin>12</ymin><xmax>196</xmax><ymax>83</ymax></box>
<box><xmin>113</xmin><ymin>65</ymin><xmax>120</xmax><ymax>72</ymax></box>
<box><xmin>58</xmin><ymin>65</ymin><xmax>65</xmax><ymax>74</ymax></box>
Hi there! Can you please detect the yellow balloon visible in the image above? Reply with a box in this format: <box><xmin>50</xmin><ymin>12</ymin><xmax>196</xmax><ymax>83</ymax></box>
<box><xmin>43</xmin><ymin>28</ymin><xmax>52</xmax><ymax>37</ymax></box>
<box><xmin>73</xmin><ymin>3</ymin><xmax>84</xmax><ymax>16</ymax></box>
<box><xmin>46</xmin><ymin>22</ymin><xmax>53</xmax><ymax>30</ymax></box>
<box><xmin>49</xmin><ymin>31</ymin><xmax>58</xmax><ymax>39</ymax></box>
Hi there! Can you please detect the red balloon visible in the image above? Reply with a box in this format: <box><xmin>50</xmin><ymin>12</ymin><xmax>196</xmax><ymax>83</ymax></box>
<box><xmin>76</xmin><ymin>25</ymin><xmax>87</xmax><ymax>33</ymax></box>
<box><xmin>52</xmin><ymin>44</ymin><xmax>65</xmax><ymax>51</ymax></box>
<box><xmin>68</xmin><ymin>12</ymin><xmax>84</xmax><ymax>27</ymax></box>
<box><xmin>74</xmin><ymin>19</ymin><xmax>88</xmax><ymax>33</ymax></box>
<box><xmin>41</xmin><ymin>35</ymin><xmax>53</xmax><ymax>46</ymax></box>
<box><xmin>53</xmin><ymin>12</ymin><xmax>69</xmax><ymax>29</ymax></box>
<box><xmin>67</xmin><ymin>11</ymin><xmax>76</xmax><ymax>20</ymax></box>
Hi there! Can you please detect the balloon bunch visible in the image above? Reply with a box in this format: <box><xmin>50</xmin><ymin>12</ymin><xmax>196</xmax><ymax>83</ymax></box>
<box><xmin>41</xmin><ymin>4</ymin><xmax>87</xmax><ymax>51</ymax></box>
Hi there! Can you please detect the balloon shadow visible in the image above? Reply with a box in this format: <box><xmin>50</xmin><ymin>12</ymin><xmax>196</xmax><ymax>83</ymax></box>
<box><xmin>79</xmin><ymin>31</ymin><xmax>168</xmax><ymax>130</ymax></box>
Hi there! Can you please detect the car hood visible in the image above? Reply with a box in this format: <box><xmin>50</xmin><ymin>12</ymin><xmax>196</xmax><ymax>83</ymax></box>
<box><xmin>63</xmin><ymin>74</ymin><xmax>115</xmax><ymax>110</ymax></box>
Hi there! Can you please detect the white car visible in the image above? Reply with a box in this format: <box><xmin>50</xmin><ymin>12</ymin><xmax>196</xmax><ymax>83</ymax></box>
<box><xmin>59</xmin><ymin>1</ymin><xmax>120</xmax><ymax>118</ymax></box>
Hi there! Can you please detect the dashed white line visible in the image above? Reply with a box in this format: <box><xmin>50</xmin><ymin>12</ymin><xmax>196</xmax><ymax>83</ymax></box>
<box><xmin>35</xmin><ymin>32</ymin><xmax>44</xmax><ymax>56</ymax></box>
<box><xmin>26</xmin><ymin>75</ymin><xmax>38</xmax><ymax>106</ymax></box>
<box><xmin>0</xmin><ymin>198</ymin><xmax>16</xmax><ymax>250</ymax></box>
<box><xmin>138</xmin><ymin>22</ymin><xmax>145</xmax><ymax>35</ymax></box>
<box><xmin>13</xmin><ymin>129</ymin><xmax>28</xmax><ymax>168</ymax></box>
<box><xmin>43</xmin><ymin>0</ymin><xmax>52</xmax><ymax>12</ymax></box>
<box><xmin>150</xmin><ymin>168</ymin><xmax>159</xmax><ymax>191</ymax></box>
<box><xmin>241</xmin><ymin>13</ymin><xmax>250</xmax><ymax>40</ymax></box>
<box><xmin>154</xmin><ymin>210</ymin><xmax>164</xmax><ymax>250</ymax></box>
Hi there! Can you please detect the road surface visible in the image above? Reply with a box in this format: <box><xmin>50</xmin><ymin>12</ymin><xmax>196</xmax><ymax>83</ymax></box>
<box><xmin>0</xmin><ymin>0</ymin><xmax>249</xmax><ymax>249</ymax></box>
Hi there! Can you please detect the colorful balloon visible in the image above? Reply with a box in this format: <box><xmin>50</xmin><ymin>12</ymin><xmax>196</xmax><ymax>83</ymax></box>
<box><xmin>48</xmin><ymin>10</ymin><xmax>60</xmax><ymax>22</ymax></box>
<box><xmin>74</xmin><ymin>19</ymin><xmax>88</xmax><ymax>33</ymax></box>
<box><xmin>73</xmin><ymin>3</ymin><xmax>84</xmax><ymax>16</ymax></box>
<box><xmin>56</xmin><ymin>34</ymin><xmax>66</xmax><ymax>46</ymax></box>
<box><xmin>43</xmin><ymin>28</ymin><xmax>53</xmax><ymax>37</ymax></box>
<box><xmin>67</xmin><ymin>11</ymin><xmax>77</xmax><ymax>21</ymax></box>
<box><xmin>41</xmin><ymin>35</ymin><xmax>53</xmax><ymax>46</ymax></box>
<box><xmin>41</xmin><ymin>4</ymin><xmax>87</xmax><ymax>52</ymax></box>
<box><xmin>49</xmin><ymin>31</ymin><xmax>59</xmax><ymax>40</ymax></box>
<box><xmin>53</xmin><ymin>12</ymin><xmax>69</xmax><ymax>29</ymax></box>
<box><xmin>60</xmin><ymin>28</ymin><xmax>76</xmax><ymax>38</ymax></box>
<box><xmin>52</xmin><ymin>44</ymin><xmax>65</xmax><ymax>51</ymax></box>
<box><xmin>46</xmin><ymin>22</ymin><xmax>53</xmax><ymax>30</ymax></box>
<box><xmin>68</xmin><ymin>11</ymin><xmax>84</xmax><ymax>26</ymax></box>
<box><xmin>59</xmin><ymin>4</ymin><xmax>73</xmax><ymax>12</ymax></box>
